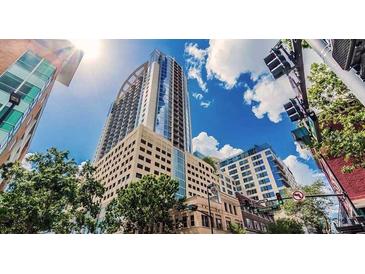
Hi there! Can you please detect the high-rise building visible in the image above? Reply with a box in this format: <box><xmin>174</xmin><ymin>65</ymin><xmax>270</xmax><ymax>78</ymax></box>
<box><xmin>219</xmin><ymin>144</ymin><xmax>297</xmax><ymax>201</ymax></box>
<box><xmin>94</xmin><ymin>49</ymin><xmax>192</xmax><ymax>162</ymax></box>
<box><xmin>93</xmin><ymin>51</ymin><xmax>245</xmax><ymax>232</ymax></box>
<box><xmin>0</xmin><ymin>40</ymin><xmax>83</xmax><ymax>189</ymax></box>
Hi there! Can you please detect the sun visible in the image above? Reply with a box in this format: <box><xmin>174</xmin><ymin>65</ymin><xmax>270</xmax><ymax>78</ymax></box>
<box><xmin>71</xmin><ymin>39</ymin><xmax>102</xmax><ymax>60</ymax></box>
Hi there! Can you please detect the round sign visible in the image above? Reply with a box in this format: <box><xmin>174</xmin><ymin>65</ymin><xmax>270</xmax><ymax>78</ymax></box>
<box><xmin>292</xmin><ymin>190</ymin><xmax>305</xmax><ymax>201</ymax></box>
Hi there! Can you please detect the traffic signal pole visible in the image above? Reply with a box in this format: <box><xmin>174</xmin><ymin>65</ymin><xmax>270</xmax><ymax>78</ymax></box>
<box><xmin>306</xmin><ymin>39</ymin><xmax>365</xmax><ymax>106</ymax></box>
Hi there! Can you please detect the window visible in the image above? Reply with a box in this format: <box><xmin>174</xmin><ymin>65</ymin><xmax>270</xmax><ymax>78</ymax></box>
<box><xmin>245</xmin><ymin>183</ymin><xmax>255</xmax><ymax>189</ymax></box>
<box><xmin>137</xmin><ymin>163</ymin><xmax>143</xmax><ymax>169</ymax></box>
<box><xmin>243</xmin><ymin>176</ymin><xmax>253</xmax><ymax>183</ymax></box>
<box><xmin>247</xmin><ymin>189</ymin><xmax>257</xmax><ymax>195</ymax></box>
<box><xmin>241</xmin><ymin>170</ymin><xmax>251</xmax><ymax>177</ymax></box>
<box><xmin>224</xmin><ymin>202</ymin><xmax>228</xmax><ymax>212</ymax></box>
<box><xmin>229</xmin><ymin>169</ymin><xmax>237</xmax><ymax>176</ymax></box>
<box><xmin>182</xmin><ymin>216</ymin><xmax>187</xmax><ymax>228</ymax></box>
<box><xmin>260</xmin><ymin>185</ymin><xmax>273</xmax><ymax>192</ymax></box>
<box><xmin>251</xmin><ymin>154</ymin><xmax>262</xmax><ymax>161</ymax></box>
<box><xmin>265</xmin><ymin>150</ymin><xmax>272</xmax><ymax>155</ymax></box>
<box><xmin>136</xmin><ymin>173</ymin><xmax>142</xmax><ymax>179</ymax></box>
<box><xmin>232</xmin><ymin>174</ymin><xmax>239</xmax><ymax>180</ymax></box>
<box><xmin>216</xmin><ymin>218</ymin><xmax>222</xmax><ymax>230</ymax></box>
<box><xmin>229</xmin><ymin>204</ymin><xmax>233</xmax><ymax>214</ymax></box>
<box><xmin>190</xmin><ymin>215</ymin><xmax>195</xmax><ymax>227</ymax></box>
<box><xmin>240</xmin><ymin>164</ymin><xmax>250</xmax><ymax>171</ymax></box>
<box><xmin>253</xmin><ymin>160</ymin><xmax>264</xmax><ymax>166</ymax></box>
<box><xmin>255</xmin><ymin>165</ymin><xmax>266</xmax><ymax>172</ymax></box>
<box><xmin>233</xmin><ymin>206</ymin><xmax>237</xmax><ymax>215</ymax></box>
<box><xmin>259</xmin><ymin>178</ymin><xmax>270</xmax><ymax>185</ymax></box>
<box><xmin>239</xmin><ymin>159</ymin><xmax>248</xmax><ymax>166</ymax></box>
<box><xmin>263</xmin><ymin>192</ymin><xmax>275</xmax><ymax>199</ymax></box>
<box><xmin>257</xmin><ymin>171</ymin><xmax>268</xmax><ymax>178</ymax></box>
<box><xmin>202</xmin><ymin>214</ymin><xmax>210</xmax><ymax>227</ymax></box>
<box><xmin>227</xmin><ymin>164</ymin><xmax>236</xmax><ymax>170</ymax></box>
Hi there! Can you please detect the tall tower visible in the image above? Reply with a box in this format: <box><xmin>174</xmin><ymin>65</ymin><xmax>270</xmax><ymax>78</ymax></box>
<box><xmin>0</xmin><ymin>40</ymin><xmax>83</xmax><ymax>190</ymax></box>
<box><xmin>95</xmin><ymin>50</ymin><xmax>192</xmax><ymax>161</ymax></box>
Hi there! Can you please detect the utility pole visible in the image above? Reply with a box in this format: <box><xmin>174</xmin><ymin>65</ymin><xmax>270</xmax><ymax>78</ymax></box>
<box><xmin>306</xmin><ymin>39</ymin><xmax>365</xmax><ymax>106</ymax></box>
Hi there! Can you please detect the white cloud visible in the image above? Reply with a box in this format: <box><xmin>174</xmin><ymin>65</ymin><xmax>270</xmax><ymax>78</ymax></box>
<box><xmin>283</xmin><ymin>155</ymin><xmax>325</xmax><ymax>186</ymax></box>
<box><xmin>200</xmin><ymin>100</ymin><xmax>212</xmax><ymax>108</ymax></box>
<box><xmin>192</xmin><ymin>92</ymin><xmax>203</xmax><ymax>100</ymax></box>
<box><xmin>192</xmin><ymin>132</ymin><xmax>242</xmax><ymax>160</ymax></box>
<box><xmin>295</xmin><ymin>141</ymin><xmax>312</xmax><ymax>160</ymax></box>
<box><xmin>21</xmin><ymin>153</ymin><xmax>34</xmax><ymax>171</ymax></box>
<box><xmin>243</xmin><ymin>75</ymin><xmax>296</xmax><ymax>123</ymax></box>
<box><xmin>185</xmin><ymin>42</ymin><xmax>207</xmax><ymax>61</ymax></box>
<box><xmin>205</xmin><ymin>39</ymin><xmax>276</xmax><ymax>89</ymax></box>
<box><xmin>185</xmin><ymin>43</ymin><xmax>208</xmax><ymax>92</ymax></box>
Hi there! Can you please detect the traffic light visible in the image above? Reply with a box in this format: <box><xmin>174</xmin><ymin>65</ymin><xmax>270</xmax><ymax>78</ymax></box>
<box><xmin>276</xmin><ymin>193</ymin><xmax>284</xmax><ymax>205</ymax></box>
<box><xmin>332</xmin><ymin>39</ymin><xmax>365</xmax><ymax>81</ymax></box>
<box><xmin>187</xmin><ymin>204</ymin><xmax>198</xmax><ymax>211</ymax></box>
<box><xmin>264</xmin><ymin>48</ymin><xmax>292</xmax><ymax>79</ymax></box>
<box><xmin>9</xmin><ymin>92</ymin><xmax>21</xmax><ymax>105</ymax></box>
<box><xmin>291</xmin><ymin>127</ymin><xmax>312</xmax><ymax>146</ymax></box>
<box><xmin>283</xmin><ymin>98</ymin><xmax>305</xmax><ymax>122</ymax></box>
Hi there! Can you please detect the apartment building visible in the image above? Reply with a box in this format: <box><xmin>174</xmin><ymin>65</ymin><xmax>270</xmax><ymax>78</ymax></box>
<box><xmin>94</xmin><ymin>49</ymin><xmax>192</xmax><ymax>162</ymax></box>
<box><xmin>219</xmin><ymin>144</ymin><xmax>297</xmax><ymax>201</ymax></box>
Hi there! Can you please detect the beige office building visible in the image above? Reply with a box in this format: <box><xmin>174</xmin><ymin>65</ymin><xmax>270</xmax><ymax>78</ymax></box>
<box><xmin>94</xmin><ymin>124</ymin><xmax>244</xmax><ymax>232</ymax></box>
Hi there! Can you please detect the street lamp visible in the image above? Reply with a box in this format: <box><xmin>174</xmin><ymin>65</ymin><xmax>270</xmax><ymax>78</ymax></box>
<box><xmin>207</xmin><ymin>183</ymin><xmax>214</xmax><ymax>234</ymax></box>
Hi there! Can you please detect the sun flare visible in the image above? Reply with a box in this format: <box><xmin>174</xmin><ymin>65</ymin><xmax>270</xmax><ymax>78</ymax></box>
<box><xmin>71</xmin><ymin>39</ymin><xmax>102</xmax><ymax>60</ymax></box>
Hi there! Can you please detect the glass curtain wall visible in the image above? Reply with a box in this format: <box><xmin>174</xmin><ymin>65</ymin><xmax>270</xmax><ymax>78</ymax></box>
<box><xmin>0</xmin><ymin>50</ymin><xmax>55</xmax><ymax>151</ymax></box>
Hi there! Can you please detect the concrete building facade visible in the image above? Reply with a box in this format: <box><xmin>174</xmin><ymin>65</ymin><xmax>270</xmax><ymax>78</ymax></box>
<box><xmin>0</xmin><ymin>40</ymin><xmax>83</xmax><ymax>190</ymax></box>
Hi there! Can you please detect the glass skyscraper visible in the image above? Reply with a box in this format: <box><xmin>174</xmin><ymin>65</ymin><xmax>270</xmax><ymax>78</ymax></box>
<box><xmin>95</xmin><ymin>49</ymin><xmax>192</xmax><ymax>161</ymax></box>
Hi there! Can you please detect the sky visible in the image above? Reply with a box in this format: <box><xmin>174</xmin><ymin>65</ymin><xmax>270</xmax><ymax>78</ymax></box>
<box><xmin>30</xmin><ymin>39</ymin><xmax>326</xmax><ymax>186</ymax></box>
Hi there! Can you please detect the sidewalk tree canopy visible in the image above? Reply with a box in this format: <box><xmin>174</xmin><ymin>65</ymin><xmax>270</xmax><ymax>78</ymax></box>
<box><xmin>101</xmin><ymin>174</ymin><xmax>180</xmax><ymax>234</ymax></box>
<box><xmin>0</xmin><ymin>148</ymin><xmax>104</xmax><ymax>234</ymax></box>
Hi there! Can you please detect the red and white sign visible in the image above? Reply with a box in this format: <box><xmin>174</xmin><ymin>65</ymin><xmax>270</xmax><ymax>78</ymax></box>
<box><xmin>292</xmin><ymin>190</ymin><xmax>305</xmax><ymax>201</ymax></box>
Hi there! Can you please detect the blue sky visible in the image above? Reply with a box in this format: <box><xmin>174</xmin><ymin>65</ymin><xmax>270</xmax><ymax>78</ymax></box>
<box><xmin>30</xmin><ymin>39</ymin><xmax>325</xmax><ymax>186</ymax></box>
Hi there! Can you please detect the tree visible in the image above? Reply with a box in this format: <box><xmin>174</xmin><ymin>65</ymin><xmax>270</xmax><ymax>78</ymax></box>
<box><xmin>0</xmin><ymin>148</ymin><xmax>104</xmax><ymax>234</ymax></box>
<box><xmin>202</xmin><ymin>156</ymin><xmax>217</xmax><ymax>172</ymax></box>
<box><xmin>307</xmin><ymin>63</ymin><xmax>365</xmax><ymax>173</ymax></box>
<box><xmin>282</xmin><ymin>180</ymin><xmax>333</xmax><ymax>234</ymax></box>
<box><xmin>228</xmin><ymin>222</ymin><xmax>246</xmax><ymax>234</ymax></box>
<box><xmin>102</xmin><ymin>174</ymin><xmax>180</xmax><ymax>234</ymax></box>
<box><xmin>267</xmin><ymin>218</ymin><xmax>304</xmax><ymax>234</ymax></box>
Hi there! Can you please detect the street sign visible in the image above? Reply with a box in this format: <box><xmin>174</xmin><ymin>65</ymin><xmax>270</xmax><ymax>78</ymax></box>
<box><xmin>292</xmin><ymin>190</ymin><xmax>305</xmax><ymax>202</ymax></box>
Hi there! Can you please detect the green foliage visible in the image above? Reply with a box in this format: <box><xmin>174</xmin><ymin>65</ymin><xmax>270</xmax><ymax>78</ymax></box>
<box><xmin>267</xmin><ymin>218</ymin><xmax>304</xmax><ymax>234</ymax></box>
<box><xmin>281</xmin><ymin>39</ymin><xmax>311</xmax><ymax>51</ymax></box>
<box><xmin>228</xmin><ymin>222</ymin><xmax>246</xmax><ymax>234</ymax></box>
<box><xmin>0</xmin><ymin>148</ymin><xmax>104</xmax><ymax>234</ymax></box>
<box><xmin>307</xmin><ymin>63</ymin><xmax>365</xmax><ymax>172</ymax></box>
<box><xmin>282</xmin><ymin>180</ymin><xmax>332</xmax><ymax>234</ymax></box>
<box><xmin>102</xmin><ymin>174</ymin><xmax>180</xmax><ymax>234</ymax></box>
<box><xmin>202</xmin><ymin>156</ymin><xmax>217</xmax><ymax>172</ymax></box>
